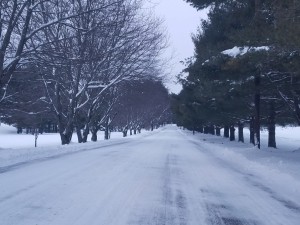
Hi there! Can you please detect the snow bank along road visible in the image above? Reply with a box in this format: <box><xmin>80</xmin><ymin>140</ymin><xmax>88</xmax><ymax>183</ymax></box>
<box><xmin>0</xmin><ymin>126</ymin><xmax>299</xmax><ymax>225</ymax></box>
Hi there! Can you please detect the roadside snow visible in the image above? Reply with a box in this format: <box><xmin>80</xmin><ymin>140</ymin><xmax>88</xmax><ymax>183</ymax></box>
<box><xmin>183</xmin><ymin>126</ymin><xmax>300</xmax><ymax>181</ymax></box>
<box><xmin>0</xmin><ymin>125</ymin><xmax>299</xmax><ymax>225</ymax></box>
<box><xmin>0</xmin><ymin>124</ymin><xmax>154</xmax><ymax>168</ymax></box>
<box><xmin>0</xmin><ymin>124</ymin><xmax>299</xmax><ymax>177</ymax></box>
<box><xmin>0</xmin><ymin>124</ymin><xmax>124</xmax><ymax>149</ymax></box>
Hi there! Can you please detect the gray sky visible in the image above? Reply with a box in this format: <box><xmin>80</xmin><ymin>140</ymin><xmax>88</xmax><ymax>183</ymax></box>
<box><xmin>148</xmin><ymin>0</ymin><xmax>208</xmax><ymax>93</ymax></box>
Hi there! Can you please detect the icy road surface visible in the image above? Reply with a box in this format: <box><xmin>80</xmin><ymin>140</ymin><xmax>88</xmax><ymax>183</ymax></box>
<box><xmin>0</xmin><ymin>126</ymin><xmax>300</xmax><ymax>225</ymax></box>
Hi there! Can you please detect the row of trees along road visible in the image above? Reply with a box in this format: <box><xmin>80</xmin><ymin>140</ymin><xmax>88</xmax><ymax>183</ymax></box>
<box><xmin>0</xmin><ymin>0</ymin><xmax>172</xmax><ymax>145</ymax></box>
<box><xmin>172</xmin><ymin>0</ymin><xmax>300</xmax><ymax>149</ymax></box>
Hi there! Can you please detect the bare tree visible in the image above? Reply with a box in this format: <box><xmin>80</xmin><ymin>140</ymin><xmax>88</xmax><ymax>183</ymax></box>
<box><xmin>77</xmin><ymin>4</ymin><xmax>167</xmax><ymax>142</ymax></box>
<box><xmin>0</xmin><ymin>0</ymin><xmax>124</xmax><ymax>104</ymax></box>
<box><xmin>112</xmin><ymin>79</ymin><xmax>171</xmax><ymax>135</ymax></box>
<box><xmin>35</xmin><ymin>0</ymin><xmax>166</xmax><ymax>144</ymax></box>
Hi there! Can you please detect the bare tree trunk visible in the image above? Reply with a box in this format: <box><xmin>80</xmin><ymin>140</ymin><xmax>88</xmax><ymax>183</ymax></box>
<box><xmin>250</xmin><ymin>116</ymin><xmax>255</xmax><ymax>145</ymax></box>
<box><xmin>216</xmin><ymin>126</ymin><xmax>221</xmax><ymax>136</ymax></box>
<box><xmin>91</xmin><ymin>129</ymin><xmax>98</xmax><ymax>142</ymax></box>
<box><xmin>204</xmin><ymin>126</ymin><xmax>208</xmax><ymax>134</ymax></box>
<box><xmin>224</xmin><ymin>125</ymin><xmax>229</xmax><ymax>138</ymax></box>
<box><xmin>238</xmin><ymin>122</ymin><xmax>244</xmax><ymax>143</ymax></box>
<box><xmin>210</xmin><ymin>125</ymin><xmax>215</xmax><ymax>135</ymax></box>
<box><xmin>58</xmin><ymin>117</ymin><xmax>73</xmax><ymax>145</ymax></box>
<box><xmin>82</xmin><ymin>125</ymin><xmax>89</xmax><ymax>143</ymax></box>
<box><xmin>254</xmin><ymin>74</ymin><xmax>261</xmax><ymax>149</ymax></box>
<box><xmin>56</xmin><ymin>78</ymin><xmax>74</xmax><ymax>145</ymax></box>
<box><xmin>35</xmin><ymin>129</ymin><xmax>38</xmax><ymax>147</ymax></box>
<box><xmin>54</xmin><ymin>125</ymin><xmax>58</xmax><ymax>133</ymax></box>
<box><xmin>268</xmin><ymin>101</ymin><xmax>276</xmax><ymax>148</ymax></box>
<box><xmin>76</xmin><ymin>126</ymin><xmax>83</xmax><ymax>143</ymax></box>
<box><xmin>293</xmin><ymin>96</ymin><xmax>300</xmax><ymax>125</ymax></box>
<box><xmin>17</xmin><ymin>127</ymin><xmax>22</xmax><ymax>134</ymax></box>
<box><xmin>104</xmin><ymin>118</ymin><xmax>109</xmax><ymax>140</ymax></box>
<box><xmin>229</xmin><ymin>125</ymin><xmax>235</xmax><ymax>141</ymax></box>
<box><xmin>60</xmin><ymin>130</ymin><xmax>73</xmax><ymax>145</ymax></box>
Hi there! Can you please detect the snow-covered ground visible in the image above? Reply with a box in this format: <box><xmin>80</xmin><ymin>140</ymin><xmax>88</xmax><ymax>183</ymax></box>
<box><xmin>0</xmin><ymin>123</ymin><xmax>125</xmax><ymax>149</ymax></box>
<box><xmin>0</xmin><ymin>124</ymin><xmax>152</xmax><ymax>169</ymax></box>
<box><xmin>0</xmin><ymin>125</ymin><xmax>299</xmax><ymax>225</ymax></box>
<box><xmin>202</xmin><ymin>126</ymin><xmax>300</xmax><ymax>180</ymax></box>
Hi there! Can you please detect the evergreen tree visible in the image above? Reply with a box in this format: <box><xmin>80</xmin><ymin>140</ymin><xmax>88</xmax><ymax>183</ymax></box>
<box><xmin>174</xmin><ymin>0</ymin><xmax>300</xmax><ymax>148</ymax></box>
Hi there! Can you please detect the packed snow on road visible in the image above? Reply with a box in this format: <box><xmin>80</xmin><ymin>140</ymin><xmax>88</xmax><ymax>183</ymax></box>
<box><xmin>0</xmin><ymin>125</ymin><xmax>300</xmax><ymax>225</ymax></box>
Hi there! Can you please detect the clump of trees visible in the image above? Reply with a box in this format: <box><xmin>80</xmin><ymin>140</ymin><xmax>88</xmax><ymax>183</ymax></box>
<box><xmin>111</xmin><ymin>79</ymin><xmax>172</xmax><ymax>137</ymax></box>
<box><xmin>0</xmin><ymin>0</ymin><xmax>171</xmax><ymax>145</ymax></box>
<box><xmin>173</xmin><ymin>0</ymin><xmax>300</xmax><ymax>149</ymax></box>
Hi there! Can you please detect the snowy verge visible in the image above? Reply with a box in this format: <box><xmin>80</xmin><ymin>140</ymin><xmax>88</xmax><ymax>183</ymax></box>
<box><xmin>180</xmin><ymin>127</ymin><xmax>300</xmax><ymax>205</ymax></box>
<box><xmin>182</xmin><ymin>127</ymin><xmax>300</xmax><ymax>177</ymax></box>
<box><xmin>0</xmin><ymin>126</ymin><xmax>162</xmax><ymax>169</ymax></box>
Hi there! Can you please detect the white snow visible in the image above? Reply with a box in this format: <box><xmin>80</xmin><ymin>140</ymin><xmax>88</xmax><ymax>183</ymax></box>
<box><xmin>0</xmin><ymin>123</ymin><xmax>127</xmax><ymax>149</ymax></box>
<box><xmin>222</xmin><ymin>46</ymin><xmax>270</xmax><ymax>58</ymax></box>
<box><xmin>0</xmin><ymin>124</ymin><xmax>149</xmax><ymax>168</ymax></box>
<box><xmin>0</xmin><ymin>125</ymin><xmax>299</xmax><ymax>225</ymax></box>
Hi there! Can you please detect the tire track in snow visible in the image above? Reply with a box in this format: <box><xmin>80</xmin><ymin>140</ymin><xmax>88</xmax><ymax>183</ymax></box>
<box><xmin>155</xmin><ymin>154</ymin><xmax>188</xmax><ymax>225</ymax></box>
<box><xmin>181</xmin><ymin>131</ymin><xmax>300</xmax><ymax>218</ymax></box>
<box><xmin>131</xmin><ymin>149</ymin><xmax>189</xmax><ymax>225</ymax></box>
<box><xmin>1</xmin><ymin>126</ymin><xmax>299</xmax><ymax>225</ymax></box>
<box><xmin>202</xmin><ymin>191</ymin><xmax>259</xmax><ymax>225</ymax></box>
<box><xmin>178</xmin><ymin>130</ymin><xmax>300</xmax><ymax>225</ymax></box>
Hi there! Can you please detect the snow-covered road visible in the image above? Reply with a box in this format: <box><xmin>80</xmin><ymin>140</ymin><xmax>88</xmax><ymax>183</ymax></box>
<box><xmin>0</xmin><ymin>126</ymin><xmax>299</xmax><ymax>225</ymax></box>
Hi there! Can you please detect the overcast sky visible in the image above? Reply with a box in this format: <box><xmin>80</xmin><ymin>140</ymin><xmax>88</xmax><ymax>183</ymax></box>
<box><xmin>147</xmin><ymin>0</ymin><xmax>208</xmax><ymax>93</ymax></box>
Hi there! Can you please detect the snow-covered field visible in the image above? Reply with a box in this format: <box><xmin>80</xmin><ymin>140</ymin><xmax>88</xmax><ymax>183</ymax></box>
<box><xmin>0</xmin><ymin>124</ymin><xmax>151</xmax><ymax>168</ymax></box>
<box><xmin>0</xmin><ymin>125</ymin><xmax>299</xmax><ymax>225</ymax></box>
<box><xmin>0</xmin><ymin>123</ymin><xmax>125</xmax><ymax>149</ymax></box>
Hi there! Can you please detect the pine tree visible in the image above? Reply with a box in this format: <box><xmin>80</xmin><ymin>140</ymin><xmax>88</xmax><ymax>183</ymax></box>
<box><xmin>176</xmin><ymin>0</ymin><xmax>300</xmax><ymax>148</ymax></box>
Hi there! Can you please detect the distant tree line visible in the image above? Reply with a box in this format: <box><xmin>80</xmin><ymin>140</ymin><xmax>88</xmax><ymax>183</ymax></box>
<box><xmin>0</xmin><ymin>0</ymin><xmax>172</xmax><ymax>144</ymax></box>
<box><xmin>173</xmin><ymin>0</ymin><xmax>300</xmax><ymax>148</ymax></box>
